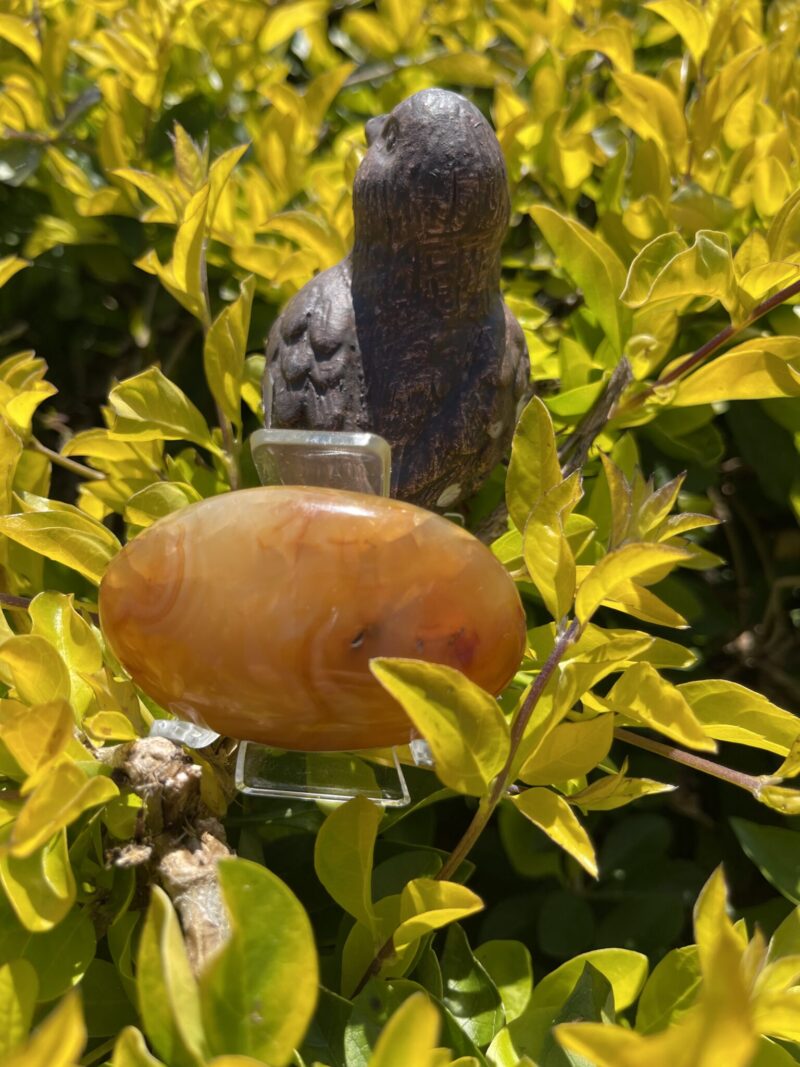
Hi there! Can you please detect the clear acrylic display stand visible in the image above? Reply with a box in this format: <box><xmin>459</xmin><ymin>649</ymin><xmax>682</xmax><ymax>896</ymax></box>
<box><xmin>150</xmin><ymin>420</ymin><xmax>423</xmax><ymax>807</ymax></box>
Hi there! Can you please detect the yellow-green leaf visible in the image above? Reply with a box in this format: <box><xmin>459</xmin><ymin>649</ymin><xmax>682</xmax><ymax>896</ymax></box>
<box><xmin>0</xmin><ymin>256</ymin><xmax>29</xmax><ymax>289</ymax></box>
<box><xmin>610</xmin><ymin>70</ymin><xmax>688</xmax><ymax>170</ymax></box>
<box><xmin>10</xmin><ymin>760</ymin><xmax>118</xmax><ymax>857</ymax></box>
<box><xmin>112</xmin><ymin>1027</ymin><xmax>166</xmax><ymax>1067</ymax></box>
<box><xmin>519</xmin><ymin>714</ymin><xmax>614</xmax><ymax>785</ymax></box>
<box><xmin>672</xmin><ymin>337</ymin><xmax>800</xmax><ymax>405</ymax></box>
<box><xmin>109</xmin><ymin>367</ymin><xmax>216</xmax><ymax>451</ymax></box>
<box><xmin>204</xmin><ymin>275</ymin><xmax>255</xmax><ymax>426</ymax></box>
<box><xmin>646</xmin><ymin>0</ymin><xmax>710</xmax><ymax>67</ymax></box>
<box><xmin>506</xmin><ymin>396</ymin><xmax>562</xmax><ymax>532</ymax></box>
<box><xmin>314</xmin><ymin>796</ymin><xmax>380</xmax><ymax>931</ymax></box>
<box><xmin>137</xmin><ymin>887</ymin><xmax>206</xmax><ymax>1067</ymax></box>
<box><xmin>512</xmin><ymin>787</ymin><xmax>598</xmax><ymax>877</ymax></box>
<box><xmin>0</xmin><ymin>500</ymin><xmax>120</xmax><ymax>584</ymax></box>
<box><xmin>370</xmin><ymin>659</ymin><xmax>509</xmax><ymax>797</ymax></box>
<box><xmin>394</xmin><ymin>878</ymin><xmax>484</xmax><ymax>951</ymax></box>
<box><xmin>568</xmin><ymin>767</ymin><xmax>675</xmax><ymax>811</ymax></box>
<box><xmin>1</xmin><ymin>991</ymin><xmax>86</xmax><ymax>1067</ymax></box>
<box><xmin>530</xmin><ymin>207</ymin><xmax>630</xmax><ymax>354</ymax></box>
<box><xmin>0</xmin><ymin>828</ymin><xmax>75</xmax><ymax>932</ymax></box>
<box><xmin>199</xmin><ymin>858</ymin><xmax>318</xmax><ymax>1065</ymax></box>
<box><xmin>0</xmin><ymin>635</ymin><xmax>70</xmax><ymax>705</ymax></box>
<box><xmin>0</xmin><ymin>959</ymin><xmax>38</xmax><ymax>1056</ymax></box>
<box><xmin>679</xmin><ymin>680</ymin><xmax>800</xmax><ymax>755</ymax></box>
<box><xmin>367</xmin><ymin>993</ymin><xmax>440</xmax><ymax>1067</ymax></box>
<box><xmin>124</xmin><ymin>481</ymin><xmax>202</xmax><ymax>527</ymax></box>
<box><xmin>576</xmin><ymin>544</ymin><xmax>689</xmax><ymax>624</ymax></box>
<box><xmin>0</xmin><ymin>698</ymin><xmax>73</xmax><ymax>776</ymax></box>
<box><xmin>523</xmin><ymin>473</ymin><xmax>581</xmax><ymax>620</ymax></box>
<box><xmin>29</xmin><ymin>592</ymin><xmax>101</xmax><ymax>716</ymax></box>
<box><xmin>609</xmin><ymin>662</ymin><xmax>715</xmax><ymax>750</ymax></box>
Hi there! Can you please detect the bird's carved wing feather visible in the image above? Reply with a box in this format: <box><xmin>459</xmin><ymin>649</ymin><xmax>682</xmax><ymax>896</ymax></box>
<box><xmin>264</xmin><ymin>260</ymin><xmax>367</xmax><ymax>432</ymax></box>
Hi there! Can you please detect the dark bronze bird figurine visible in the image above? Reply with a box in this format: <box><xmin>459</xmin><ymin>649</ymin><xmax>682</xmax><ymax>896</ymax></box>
<box><xmin>263</xmin><ymin>88</ymin><xmax>530</xmax><ymax>509</ymax></box>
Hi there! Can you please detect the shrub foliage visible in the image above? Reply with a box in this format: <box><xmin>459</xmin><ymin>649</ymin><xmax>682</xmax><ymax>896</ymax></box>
<box><xmin>0</xmin><ymin>1</ymin><xmax>799</xmax><ymax>1065</ymax></box>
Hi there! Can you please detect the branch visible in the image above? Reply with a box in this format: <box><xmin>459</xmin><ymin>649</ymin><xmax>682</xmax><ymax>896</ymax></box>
<box><xmin>613</xmin><ymin>727</ymin><xmax>762</xmax><ymax>794</ymax></box>
<box><xmin>352</xmin><ymin>619</ymin><xmax>583</xmax><ymax>996</ymax></box>
<box><xmin>30</xmin><ymin>437</ymin><xmax>105</xmax><ymax>481</ymax></box>
<box><xmin>620</xmin><ymin>275</ymin><xmax>800</xmax><ymax>413</ymax></box>
<box><xmin>558</xmin><ymin>357</ymin><xmax>633</xmax><ymax>475</ymax></box>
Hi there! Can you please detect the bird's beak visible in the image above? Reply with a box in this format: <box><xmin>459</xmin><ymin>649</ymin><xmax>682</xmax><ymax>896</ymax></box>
<box><xmin>365</xmin><ymin>114</ymin><xmax>387</xmax><ymax>147</ymax></box>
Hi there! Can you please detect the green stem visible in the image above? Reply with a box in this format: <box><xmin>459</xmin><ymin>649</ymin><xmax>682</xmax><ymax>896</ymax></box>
<box><xmin>30</xmin><ymin>438</ymin><xmax>104</xmax><ymax>481</ymax></box>
<box><xmin>613</xmin><ymin>727</ymin><xmax>762</xmax><ymax>793</ymax></box>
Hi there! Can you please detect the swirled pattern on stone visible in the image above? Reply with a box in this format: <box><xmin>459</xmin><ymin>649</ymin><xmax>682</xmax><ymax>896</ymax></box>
<box><xmin>99</xmin><ymin>486</ymin><xmax>526</xmax><ymax>751</ymax></box>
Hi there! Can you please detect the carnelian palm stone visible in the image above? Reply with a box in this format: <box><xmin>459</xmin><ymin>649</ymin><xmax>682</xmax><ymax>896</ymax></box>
<box><xmin>100</xmin><ymin>486</ymin><xmax>526</xmax><ymax>751</ymax></box>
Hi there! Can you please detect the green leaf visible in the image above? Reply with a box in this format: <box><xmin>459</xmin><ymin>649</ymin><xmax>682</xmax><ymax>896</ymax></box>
<box><xmin>10</xmin><ymin>760</ymin><xmax>118</xmax><ymax>857</ymax></box>
<box><xmin>512</xmin><ymin>788</ymin><xmax>598</xmax><ymax>877</ymax></box>
<box><xmin>0</xmin><ymin>636</ymin><xmax>69</xmax><ymax>706</ymax></box>
<box><xmin>679</xmin><ymin>680</ymin><xmax>800</xmax><ymax>755</ymax></box>
<box><xmin>646</xmin><ymin>0</ymin><xmax>710</xmax><ymax>66</ymax></box>
<box><xmin>473</xmin><ymin>940</ymin><xmax>533</xmax><ymax>1024</ymax></box>
<box><xmin>610</xmin><ymin>70</ymin><xmax>688</xmax><ymax>170</ymax></box>
<box><xmin>575</xmin><ymin>544</ymin><xmax>689</xmax><ymax>624</ymax></box>
<box><xmin>519</xmin><ymin>714</ymin><xmax>614</xmax><ymax>785</ymax></box>
<box><xmin>0</xmin><ymin>829</ymin><xmax>75</xmax><ymax>932</ymax></box>
<box><xmin>314</xmin><ymin>796</ymin><xmax>381</xmax><ymax>931</ymax></box>
<box><xmin>136</xmin><ymin>886</ymin><xmax>206</xmax><ymax>1067</ymax></box>
<box><xmin>112</xmin><ymin>1027</ymin><xmax>167</xmax><ymax>1067</ymax></box>
<box><xmin>366</xmin><ymin>992</ymin><xmax>440</xmax><ymax>1067</ymax></box>
<box><xmin>0</xmin><ymin>499</ymin><xmax>120</xmax><ymax>584</ymax></box>
<box><xmin>503</xmin><ymin>949</ymin><xmax>648</xmax><ymax>1063</ymax></box>
<box><xmin>394</xmin><ymin>879</ymin><xmax>484</xmax><ymax>951</ymax></box>
<box><xmin>530</xmin><ymin>207</ymin><xmax>630</xmax><ymax>354</ymax></box>
<box><xmin>507</xmin><ymin>396</ymin><xmax>562</xmax><ymax>532</ymax></box>
<box><xmin>204</xmin><ymin>275</ymin><xmax>255</xmax><ymax>426</ymax></box>
<box><xmin>109</xmin><ymin>367</ymin><xmax>216</xmax><ymax>451</ymax></box>
<box><xmin>732</xmin><ymin>819</ymin><xmax>800</xmax><ymax>905</ymax></box>
<box><xmin>0</xmin><ymin>255</ymin><xmax>29</xmax><ymax>289</ymax></box>
<box><xmin>672</xmin><ymin>337</ymin><xmax>800</xmax><ymax>405</ymax></box>
<box><xmin>124</xmin><ymin>481</ymin><xmax>202</xmax><ymax>527</ymax></box>
<box><xmin>29</xmin><ymin>593</ymin><xmax>101</xmax><ymax>717</ymax></box>
<box><xmin>1</xmin><ymin>991</ymin><xmax>86</xmax><ymax>1067</ymax></box>
<box><xmin>370</xmin><ymin>659</ymin><xmax>509</xmax><ymax>797</ymax></box>
<box><xmin>622</xmin><ymin>230</ymin><xmax>738</xmax><ymax>313</ymax></box>
<box><xmin>260</xmin><ymin>0</ymin><xmax>330</xmax><ymax>50</ymax></box>
<box><xmin>567</xmin><ymin>768</ymin><xmax>675</xmax><ymax>812</ymax></box>
<box><xmin>523</xmin><ymin>473</ymin><xmax>581</xmax><ymax>621</ymax></box>
<box><xmin>199</xmin><ymin>857</ymin><xmax>318</xmax><ymax>1065</ymax></box>
<box><xmin>0</xmin><ymin>959</ymin><xmax>38</xmax><ymax>1055</ymax></box>
<box><xmin>608</xmin><ymin>662</ymin><xmax>715</xmax><ymax>751</ymax></box>
<box><xmin>81</xmin><ymin>958</ymin><xmax>138</xmax><ymax>1037</ymax></box>
<box><xmin>439</xmin><ymin>925</ymin><xmax>504</xmax><ymax>1048</ymax></box>
<box><xmin>635</xmin><ymin>946</ymin><xmax>700</xmax><ymax>1034</ymax></box>
<box><xmin>22</xmin><ymin>906</ymin><xmax>96</xmax><ymax>1001</ymax></box>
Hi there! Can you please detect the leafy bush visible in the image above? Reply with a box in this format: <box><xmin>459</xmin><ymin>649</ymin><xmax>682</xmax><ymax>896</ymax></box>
<box><xmin>0</xmin><ymin>1</ymin><xmax>799</xmax><ymax>1065</ymax></box>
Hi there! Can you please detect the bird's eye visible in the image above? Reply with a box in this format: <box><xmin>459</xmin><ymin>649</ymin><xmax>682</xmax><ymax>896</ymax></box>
<box><xmin>383</xmin><ymin>119</ymin><xmax>399</xmax><ymax>150</ymax></box>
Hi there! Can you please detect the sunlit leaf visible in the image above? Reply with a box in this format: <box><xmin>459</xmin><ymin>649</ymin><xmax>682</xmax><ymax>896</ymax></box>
<box><xmin>200</xmin><ymin>858</ymin><xmax>318</xmax><ymax>1065</ymax></box>
<box><xmin>512</xmin><ymin>788</ymin><xmax>598</xmax><ymax>877</ymax></box>
<box><xmin>315</xmin><ymin>796</ymin><xmax>381</xmax><ymax>931</ymax></box>
<box><xmin>370</xmin><ymin>659</ymin><xmax>509</xmax><ymax>797</ymax></box>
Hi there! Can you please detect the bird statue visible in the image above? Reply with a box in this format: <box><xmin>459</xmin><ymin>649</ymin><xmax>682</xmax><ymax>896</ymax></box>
<box><xmin>263</xmin><ymin>88</ymin><xmax>530</xmax><ymax>510</ymax></box>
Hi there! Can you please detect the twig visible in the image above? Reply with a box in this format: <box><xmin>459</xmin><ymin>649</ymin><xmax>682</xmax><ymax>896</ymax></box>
<box><xmin>0</xmin><ymin>592</ymin><xmax>32</xmax><ymax>611</ymax></box>
<box><xmin>30</xmin><ymin>437</ymin><xmax>105</xmax><ymax>481</ymax></box>
<box><xmin>613</xmin><ymin>728</ymin><xmax>762</xmax><ymax>794</ymax></box>
<box><xmin>619</xmin><ymin>276</ymin><xmax>800</xmax><ymax>413</ymax></box>
<box><xmin>558</xmin><ymin>357</ymin><xmax>633</xmax><ymax>475</ymax></box>
<box><xmin>352</xmin><ymin>619</ymin><xmax>583</xmax><ymax>996</ymax></box>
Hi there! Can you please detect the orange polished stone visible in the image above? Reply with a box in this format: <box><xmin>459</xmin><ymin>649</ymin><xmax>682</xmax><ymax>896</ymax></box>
<box><xmin>99</xmin><ymin>486</ymin><xmax>526</xmax><ymax>751</ymax></box>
